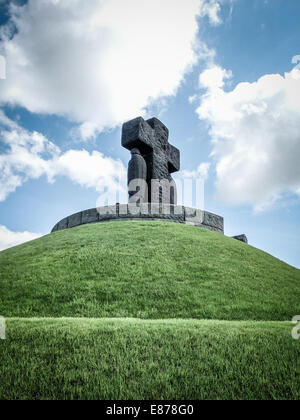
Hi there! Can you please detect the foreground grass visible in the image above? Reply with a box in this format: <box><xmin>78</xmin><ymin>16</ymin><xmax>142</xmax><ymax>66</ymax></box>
<box><xmin>1</xmin><ymin>222</ymin><xmax>299</xmax><ymax>400</ymax></box>
<box><xmin>0</xmin><ymin>222</ymin><xmax>299</xmax><ymax>320</ymax></box>
<box><xmin>0</xmin><ymin>318</ymin><xmax>299</xmax><ymax>400</ymax></box>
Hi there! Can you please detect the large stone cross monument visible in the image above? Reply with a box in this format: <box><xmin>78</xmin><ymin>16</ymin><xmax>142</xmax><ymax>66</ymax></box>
<box><xmin>51</xmin><ymin>116</ymin><xmax>234</xmax><ymax>238</ymax></box>
<box><xmin>122</xmin><ymin>117</ymin><xmax>180</xmax><ymax>205</ymax></box>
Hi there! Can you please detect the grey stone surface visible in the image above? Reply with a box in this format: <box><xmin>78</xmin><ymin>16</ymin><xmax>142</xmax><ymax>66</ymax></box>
<box><xmin>173</xmin><ymin>205</ymin><xmax>184</xmax><ymax>216</ymax></box>
<box><xmin>159</xmin><ymin>204</ymin><xmax>182</xmax><ymax>218</ymax></box>
<box><xmin>184</xmin><ymin>207</ymin><xmax>204</xmax><ymax>225</ymax></box>
<box><xmin>128</xmin><ymin>149</ymin><xmax>148</xmax><ymax>203</ymax></box>
<box><xmin>140</xmin><ymin>203</ymin><xmax>150</xmax><ymax>215</ymax></box>
<box><xmin>128</xmin><ymin>204</ymin><xmax>141</xmax><ymax>216</ymax></box>
<box><xmin>122</xmin><ymin>117</ymin><xmax>180</xmax><ymax>204</ymax></box>
<box><xmin>119</xmin><ymin>204</ymin><xmax>129</xmax><ymax>216</ymax></box>
<box><xmin>98</xmin><ymin>205</ymin><xmax>118</xmax><ymax>219</ymax></box>
<box><xmin>68</xmin><ymin>212</ymin><xmax>82</xmax><ymax>228</ymax></box>
<box><xmin>232</xmin><ymin>234</ymin><xmax>248</xmax><ymax>244</ymax></box>
<box><xmin>82</xmin><ymin>208</ymin><xmax>99</xmax><ymax>224</ymax></box>
<box><xmin>150</xmin><ymin>203</ymin><xmax>160</xmax><ymax>216</ymax></box>
<box><xmin>51</xmin><ymin>205</ymin><xmax>224</xmax><ymax>234</ymax></box>
<box><xmin>57</xmin><ymin>217</ymin><xmax>69</xmax><ymax>231</ymax></box>
<box><xmin>203</xmin><ymin>211</ymin><xmax>224</xmax><ymax>232</ymax></box>
<box><xmin>161</xmin><ymin>203</ymin><xmax>171</xmax><ymax>215</ymax></box>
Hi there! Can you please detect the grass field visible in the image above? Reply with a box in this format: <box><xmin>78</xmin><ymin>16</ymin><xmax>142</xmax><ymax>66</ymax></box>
<box><xmin>0</xmin><ymin>221</ymin><xmax>299</xmax><ymax>320</ymax></box>
<box><xmin>1</xmin><ymin>318</ymin><xmax>299</xmax><ymax>400</ymax></box>
<box><xmin>0</xmin><ymin>221</ymin><xmax>299</xmax><ymax>399</ymax></box>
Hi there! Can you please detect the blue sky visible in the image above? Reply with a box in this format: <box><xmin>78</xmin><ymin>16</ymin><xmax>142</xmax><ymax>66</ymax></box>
<box><xmin>0</xmin><ymin>0</ymin><xmax>299</xmax><ymax>268</ymax></box>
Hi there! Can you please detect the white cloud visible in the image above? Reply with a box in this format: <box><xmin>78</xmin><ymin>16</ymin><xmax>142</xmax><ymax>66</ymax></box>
<box><xmin>0</xmin><ymin>0</ymin><xmax>223</xmax><ymax>139</ymax></box>
<box><xmin>0</xmin><ymin>111</ymin><xmax>126</xmax><ymax>201</ymax></box>
<box><xmin>0</xmin><ymin>54</ymin><xmax>5</xmax><ymax>80</ymax></box>
<box><xmin>199</xmin><ymin>65</ymin><xmax>232</xmax><ymax>90</ymax></box>
<box><xmin>52</xmin><ymin>149</ymin><xmax>126</xmax><ymax>194</ymax></box>
<box><xmin>0</xmin><ymin>225</ymin><xmax>42</xmax><ymax>251</ymax></box>
<box><xmin>181</xmin><ymin>162</ymin><xmax>211</xmax><ymax>179</ymax></box>
<box><xmin>199</xmin><ymin>0</ymin><xmax>222</xmax><ymax>25</ymax></box>
<box><xmin>195</xmin><ymin>65</ymin><xmax>300</xmax><ymax>211</ymax></box>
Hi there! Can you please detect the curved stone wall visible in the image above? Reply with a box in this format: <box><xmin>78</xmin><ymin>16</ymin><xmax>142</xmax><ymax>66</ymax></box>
<box><xmin>51</xmin><ymin>204</ymin><xmax>224</xmax><ymax>234</ymax></box>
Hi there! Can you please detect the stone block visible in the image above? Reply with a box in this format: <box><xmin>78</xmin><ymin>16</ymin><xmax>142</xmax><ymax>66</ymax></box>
<box><xmin>58</xmin><ymin>217</ymin><xmax>69</xmax><ymax>231</ymax></box>
<box><xmin>161</xmin><ymin>203</ymin><xmax>171</xmax><ymax>216</ymax></box>
<box><xmin>122</xmin><ymin>117</ymin><xmax>153</xmax><ymax>154</ymax></box>
<box><xmin>140</xmin><ymin>203</ymin><xmax>150</xmax><ymax>216</ymax></box>
<box><xmin>232</xmin><ymin>234</ymin><xmax>248</xmax><ymax>244</ymax></box>
<box><xmin>203</xmin><ymin>211</ymin><xmax>224</xmax><ymax>232</ymax></box>
<box><xmin>184</xmin><ymin>207</ymin><xmax>204</xmax><ymax>224</ymax></box>
<box><xmin>119</xmin><ymin>204</ymin><xmax>128</xmax><ymax>216</ymax></box>
<box><xmin>163</xmin><ymin>204</ymin><xmax>184</xmax><ymax>221</ymax></box>
<box><xmin>98</xmin><ymin>205</ymin><xmax>118</xmax><ymax>219</ymax></box>
<box><xmin>173</xmin><ymin>205</ymin><xmax>184</xmax><ymax>216</ymax></box>
<box><xmin>68</xmin><ymin>212</ymin><xmax>82</xmax><ymax>228</ymax></box>
<box><xmin>150</xmin><ymin>203</ymin><xmax>160</xmax><ymax>216</ymax></box>
<box><xmin>82</xmin><ymin>208</ymin><xmax>99</xmax><ymax>225</ymax></box>
<box><xmin>128</xmin><ymin>204</ymin><xmax>141</xmax><ymax>216</ymax></box>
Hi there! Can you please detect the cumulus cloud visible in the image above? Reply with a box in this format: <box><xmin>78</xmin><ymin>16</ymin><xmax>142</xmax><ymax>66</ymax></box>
<box><xmin>0</xmin><ymin>225</ymin><xmax>42</xmax><ymax>251</ymax></box>
<box><xmin>52</xmin><ymin>149</ymin><xmax>126</xmax><ymax>195</ymax></box>
<box><xmin>199</xmin><ymin>65</ymin><xmax>232</xmax><ymax>90</ymax></box>
<box><xmin>196</xmin><ymin>65</ymin><xmax>300</xmax><ymax>211</ymax></box>
<box><xmin>0</xmin><ymin>0</ymin><xmax>223</xmax><ymax>139</ymax></box>
<box><xmin>181</xmin><ymin>162</ymin><xmax>211</xmax><ymax>179</ymax></box>
<box><xmin>0</xmin><ymin>110</ymin><xmax>126</xmax><ymax>202</ymax></box>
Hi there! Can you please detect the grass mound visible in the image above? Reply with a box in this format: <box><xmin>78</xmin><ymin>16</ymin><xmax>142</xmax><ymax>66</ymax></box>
<box><xmin>0</xmin><ymin>221</ymin><xmax>299</xmax><ymax>320</ymax></box>
<box><xmin>0</xmin><ymin>221</ymin><xmax>299</xmax><ymax>400</ymax></box>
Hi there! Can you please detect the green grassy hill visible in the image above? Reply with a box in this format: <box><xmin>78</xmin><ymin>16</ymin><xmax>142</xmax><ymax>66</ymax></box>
<box><xmin>0</xmin><ymin>221</ymin><xmax>299</xmax><ymax>399</ymax></box>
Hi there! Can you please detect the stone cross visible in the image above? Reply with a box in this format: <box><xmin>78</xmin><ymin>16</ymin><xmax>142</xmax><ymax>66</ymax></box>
<box><xmin>122</xmin><ymin>117</ymin><xmax>180</xmax><ymax>204</ymax></box>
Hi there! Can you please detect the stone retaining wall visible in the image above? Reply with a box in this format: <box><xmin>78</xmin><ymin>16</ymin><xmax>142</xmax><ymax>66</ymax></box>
<box><xmin>51</xmin><ymin>204</ymin><xmax>224</xmax><ymax>234</ymax></box>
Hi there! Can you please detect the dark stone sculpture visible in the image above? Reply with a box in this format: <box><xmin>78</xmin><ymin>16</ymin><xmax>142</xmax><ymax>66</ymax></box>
<box><xmin>51</xmin><ymin>116</ymin><xmax>231</xmax><ymax>239</ymax></box>
<box><xmin>122</xmin><ymin>117</ymin><xmax>180</xmax><ymax>204</ymax></box>
<box><xmin>232</xmin><ymin>234</ymin><xmax>248</xmax><ymax>244</ymax></box>
<box><xmin>128</xmin><ymin>148</ymin><xmax>148</xmax><ymax>204</ymax></box>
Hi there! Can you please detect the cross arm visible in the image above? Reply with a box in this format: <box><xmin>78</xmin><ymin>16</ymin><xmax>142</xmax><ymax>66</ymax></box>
<box><xmin>168</xmin><ymin>144</ymin><xmax>180</xmax><ymax>173</ymax></box>
<box><xmin>122</xmin><ymin>117</ymin><xmax>154</xmax><ymax>154</ymax></box>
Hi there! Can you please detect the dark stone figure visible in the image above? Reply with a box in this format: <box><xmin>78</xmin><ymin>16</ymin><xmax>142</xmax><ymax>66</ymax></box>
<box><xmin>232</xmin><ymin>234</ymin><xmax>248</xmax><ymax>244</ymax></box>
<box><xmin>128</xmin><ymin>148</ymin><xmax>148</xmax><ymax>204</ymax></box>
<box><xmin>51</xmin><ymin>116</ymin><xmax>228</xmax><ymax>236</ymax></box>
<box><xmin>122</xmin><ymin>117</ymin><xmax>180</xmax><ymax>204</ymax></box>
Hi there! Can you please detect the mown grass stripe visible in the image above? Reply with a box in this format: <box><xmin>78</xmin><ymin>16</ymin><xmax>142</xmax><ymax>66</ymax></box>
<box><xmin>0</xmin><ymin>318</ymin><xmax>299</xmax><ymax>400</ymax></box>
